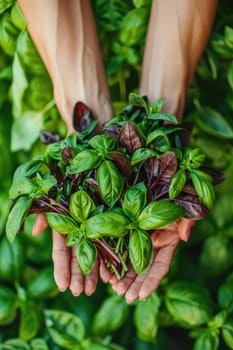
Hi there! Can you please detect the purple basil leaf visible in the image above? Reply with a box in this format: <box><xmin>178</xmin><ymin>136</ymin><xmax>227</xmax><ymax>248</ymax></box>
<box><xmin>118</xmin><ymin>121</ymin><xmax>144</xmax><ymax>153</ymax></box>
<box><xmin>40</xmin><ymin>131</ymin><xmax>61</xmax><ymax>144</ymax></box>
<box><xmin>149</xmin><ymin>151</ymin><xmax>178</xmax><ymax>189</ymax></box>
<box><xmin>101</xmin><ymin>123</ymin><xmax>122</xmax><ymax>138</ymax></box>
<box><xmin>182</xmin><ymin>183</ymin><xmax>197</xmax><ymax>196</ymax></box>
<box><xmin>85</xmin><ymin>178</ymin><xmax>99</xmax><ymax>191</ymax></box>
<box><xmin>175</xmin><ymin>194</ymin><xmax>209</xmax><ymax>219</ymax></box>
<box><xmin>110</xmin><ymin>151</ymin><xmax>132</xmax><ymax>178</ymax></box>
<box><xmin>152</xmin><ymin>183</ymin><xmax>170</xmax><ymax>200</ymax></box>
<box><xmin>61</xmin><ymin>146</ymin><xmax>74</xmax><ymax>163</ymax></box>
<box><xmin>73</xmin><ymin>101</ymin><xmax>95</xmax><ymax>132</ymax></box>
<box><xmin>200</xmin><ymin>166</ymin><xmax>225</xmax><ymax>185</ymax></box>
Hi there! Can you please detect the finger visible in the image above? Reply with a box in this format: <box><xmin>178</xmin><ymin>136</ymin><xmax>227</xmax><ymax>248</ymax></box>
<box><xmin>178</xmin><ymin>218</ymin><xmax>195</xmax><ymax>241</ymax></box>
<box><xmin>69</xmin><ymin>246</ymin><xmax>84</xmax><ymax>296</ymax></box>
<box><xmin>52</xmin><ymin>230</ymin><xmax>70</xmax><ymax>292</ymax></box>
<box><xmin>84</xmin><ymin>258</ymin><xmax>99</xmax><ymax>296</ymax></box>
<box><xmin>139</xmin><ymin>239</ymin><xmax>179</xmax><ymax>300</ymax></box>
<box><xmin>99</xmin><ymin>260</ymin><xmax>114</xmax><ymax>283</ymax></box>
<box><xmin>125</xmin><ymin>268</ymin><xmax>151</xmax><ymax>303</ymax></box>
<box><xmin>32</xmin><ymin>213</ymin><xmax>48</xmax><ymax>236</ymax></box>
<box><xmin>111</xmin><ymin>265</ymin><xmax>137</xmax><ymax>297</ymax></box>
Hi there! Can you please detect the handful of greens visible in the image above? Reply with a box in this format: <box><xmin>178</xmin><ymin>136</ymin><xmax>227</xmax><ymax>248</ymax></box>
<box><xmin>6</xmin><ymin>93</ymin><xmax>224</xmax><ymax>279</ymax></box>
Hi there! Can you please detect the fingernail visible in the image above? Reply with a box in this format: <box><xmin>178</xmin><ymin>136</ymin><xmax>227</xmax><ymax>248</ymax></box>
<box><xmin>139</xmin><ymin>297</ymin><xmax>147</xmax><ymax>302</ymax></box>
<box><xmin>58</xmin><ymin>286</ymin><xmax>67</xmax><ymax>292</ymax></box>
<box><xmin>185</xmin><ymin>229</ymin><xmax>191</xmax><ymax>241</ymax></box>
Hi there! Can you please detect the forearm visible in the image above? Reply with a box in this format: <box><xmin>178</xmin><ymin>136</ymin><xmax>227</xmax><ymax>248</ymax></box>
<box><xmin>18</xmin><ymin>0</ymin><xmax>113</xmax><ymax>132</ymax></box>
<box><xmin>140</xmin><ymin>0</ymin><xmax>218</xmax><ymax>120</ymax></box>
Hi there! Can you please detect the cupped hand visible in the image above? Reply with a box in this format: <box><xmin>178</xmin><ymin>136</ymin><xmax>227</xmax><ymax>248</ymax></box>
<box><xmin>109</xmin><ymin>218</ymin><xmax>195</xmax><ymax>303</ymax></box>
<box><xmin>32</xmin><ymin>213</ymin><xmax>111</xmax><ymax>296</ymax></box>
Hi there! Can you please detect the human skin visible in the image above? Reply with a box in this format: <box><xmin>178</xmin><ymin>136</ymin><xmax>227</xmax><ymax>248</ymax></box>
<box><xmin>17</xmin><ymin>0</ymin><xmax>217</xmax><ymax>301</ymax></box>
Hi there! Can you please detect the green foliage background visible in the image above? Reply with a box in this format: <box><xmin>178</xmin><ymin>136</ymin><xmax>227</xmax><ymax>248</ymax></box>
<box><xmin>0</xmin><ymin>0</ymin><xmax>233</xmax><ymax>349</ymax></box>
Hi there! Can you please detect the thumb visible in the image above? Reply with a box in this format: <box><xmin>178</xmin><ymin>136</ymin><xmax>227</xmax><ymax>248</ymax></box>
<box><xmin>32</xmin><ymin>213</ymin><xmax>48</xmax><ymax>236</ymax></box>
<box><xmin>178</xmin><ymin>218</ymin><xmax>195</xmax><ymax>242</ymax></box>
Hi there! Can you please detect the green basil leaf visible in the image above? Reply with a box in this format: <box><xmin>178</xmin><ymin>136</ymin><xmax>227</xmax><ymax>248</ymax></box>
<box><xmin>83</xmin><ymin>212</ymin><xmax>129</xmax><ymax>239</ymax></box>
<box><xmin>66</xmin><ymin>232</ymin><xmax>82</xmax><ymax>247</ymax></box>
<box><xmin>0</xmin><ymin>13</ymin><xmax>18</xmax><ymax>56</ymax></box>
<box><xmin>88</xmin><ymin>134</ymin><xmax>116</xmax><ymax>154</ymax></box>
<box><xmin>97</xmin><ymin>160</ymin><xmax>124</xmax><ymax>207</ymax></box>
<box><xmin>31</xmin><ymin>338</ymin><xmax>49</xmax><ymax>350</ymax></box>
<box><xmin>131</xmin><ymin>148</ymin><xmax>158</xmax><ymax>165</ymax></box>
<box><xmin>6</xmin><ymin>196</ymin><xmax>32</xmax><ymax>244</ymax></box>
<box><xmin>146</xmin><ymin>129</ymin><xmax>171</xmax><ymax>152</ymax></box>
<box><xmin>122</xmin><ymin>182</ymin><xmax>147</xmax><ymax>218</ymax></box>
<box><xmin>222</xmin><ymin>322</ymin><xmax>233</xmax><ymax>349</ymax></box>
<box><xmin>225</xmin><ymin>26</ymin><xmax>233</xmax><ymax>49</ymax></box>
<box><xmin>169</xmin><ymin>169</ymin><xmax>187</xmax><ymax>199</ymax></box>
<box><xmin>10</xmin><ymin>3</ymin><xmax>27</xmax><ymax>31</ymax></box>
<box><xmin>190</xmin><ymin>171</ymin><xmax>215</xmax><ymax>209</ymax></box>
<box><xmin>149</xmin><ymin>98</ymin><xmax>165</xmax><ymax>113</ymax></box>
<box><xmin>128</xmin><ymin>92</ymin><xmax>149</xmax><ymax>113</ymax></box>
<box><xmin>181</xmin><ymin>147</ymin><xmax>206</xmax><ymax>170</ymax></box>
<box><xmin>0</xmin><ymin>0</ymin><xmax>14</xmax><ymax>14</ymax></box>
<box><xmin>138</xmin><ymin>201</ymin><xmax>185</xmax><ymax>230</ymax></box>
<box><xmin>148</xmin><ymin>113</ymin><xmax>177</xmax><ymax>124</ymax></box>
<box><xmin>134</xmin><ymin>292</ymin><xmax>161</xmax><ymax>342</ymax></box>
<box><xmin>70</xmin><ymin>190</ymin><xmax>96</xmax><ymax>223</ymax></box>
<box><xmin>76</xmin><ymin>238</ymin><xmax>97</xmax><ymax>276</ymax></box>
<box><xmin>165</xmin><ymin>282</ymin><xmax>213</xmax><ymax>328</ymax></box>
<box><xmin>68</xmin><ymin>150</ymin><xmax>101</xmax><ymax>174</ymax></box>
<box><xmin>34</xmin><ymin>173</ymin><xmax>57</xmax><ymax>196</ymax></box>
<box><xmin>92</xmin><ymin>295</ymin><xmax>129</xmax><ymax>336</ymax></box>
<box><xmin>45</xmin><ymin>142</ymin><xmax>63</xmax><ymax>160</ymax></box>
<box><xmin>46</xmin><ymin>213</ymin><xmax>78</xmax><ymax>234</ymax></box>
<box><xmin>9</xmin><ymin>177</ymin><xmax>37</xmax><ymax>200</ymax></box>
<box><xmin>1</xmin><ymin>339</ymin><xmax>30</xmax><ymax>349</ymax></box>
<box><xmin>19</xmin><ymin>301</ymin><xmax>40</xmax><ymax>341</ymax></box>
<box><xmin>129</xmin><ymin>229</ymin><xmax>153</xmax><ymax>274</ymax></box>
<box><xmin>13</xmin><ymin>157</ymin><xmax>44</xmax><ymax>179</ymax></box>
<box><xmin>27</xmin><ymin>266</ymin><xmax>58</xmax><ymax>299</ymax></box>
<box><xmin>0</xmin><ymin>286</ymin><xmax>17</xmax><ymax>325</ymax></box>
<box><xmin>44</xmin><ymin>310</ymin><xmax>85</xmax><ymax>347</ymax></box>
<box><xmin>193</xmin><ymin>329</ymin><xmax>219</xmax><ymax>350</ymax></box>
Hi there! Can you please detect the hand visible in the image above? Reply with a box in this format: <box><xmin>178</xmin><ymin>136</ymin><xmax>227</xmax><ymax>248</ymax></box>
<box><xmin>32</xmin><ymin>213</ymin><xmax>112</xmax><ymax>295</ymax></box>
<box><xmin>109</xmin><ymin>218</ymin><xmax>194</xmax><ymax>303</ymax></box>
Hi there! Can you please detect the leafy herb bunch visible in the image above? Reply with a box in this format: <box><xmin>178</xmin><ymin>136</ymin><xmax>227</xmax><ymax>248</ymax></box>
<box><xmin>6</xmin><ymin>93</ymin><xmax>224</xmax><ymax>279</ymax></box>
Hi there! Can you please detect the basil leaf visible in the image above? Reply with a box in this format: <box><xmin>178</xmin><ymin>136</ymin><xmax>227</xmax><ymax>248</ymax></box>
<box><xmin>122</xmin><ymin>182</ymin><xmax>147</xmax><ymax>218</ymax></box>
<box><xmin>66</xmin><ymin>232</ymin><xmax>83</xmax><ymax>247</ymax></box>
<box><xmin>34</xmin><ymin>173</ymin><xmax>57</xmax><ymax>196</ymax></box>
<box><xmin>69</xmin><ymin>190</ymin><xmax>96</xmax><ymax>223</ymax></box>
<box><xmin>129</xmin><ymin>229</ymin><xmax>153</xmax><ymax>274</ymax></box>
<box><xmin>6</xmin><ymin>196</ymin><xmax>32</xmax><ymax>244</ymax></box>
<box><xmin>190</xmin><ymin>171</ymin><xmax>215</xmax><ymax>209</ymax></box>
<box><xmin>89</xmin><ymin>134</ymin><xmax>116</xmax><ymax>154</ymax></box>
<box><xmin>68</xmin><ymin>150</ymin><xmax>101</xmax><ymax>174</ymax></box>
<box><xmin>13</xmin><ymin>157</ymin><xmax>44</xmax><ymax>179</ymax></box>
<box><xmin>9</xmin><ymin>177</ymin><xmax>37</xmax><ymax>200</ymax></box>
<box><xmin>169</xmin><ymin>169</ymin><xmax>187</xmax><ymax>199</ymax></box>
<box><xmin>146</xmin><ymin>130</ymin><xmax>170</xmax><ymax>152</ymax></box>
<box><xmin>110</xmin><ymin>151</ymin><xmax>132</xmax><ymax>177</ymax></box>
<box><xmin>46</xmin><ymin>213</ymin><xmax>78</xmax><ymax>234</ymax></box>
<box><xmin>175</xmin><ymin>195</ymin><xmax>209</xmax><ymax>220</ymax></box>
<box><xmin>76</xmin><ymin>238</ymin><xmax>97</xmax><ymax>276</ymax></box>
<box><xmin>148</xmin><ymin>113</ymin><xmax>177</xmax><ymax>124</ymax></box>
<box><xmin>131</xmin><ymin>148</ymin><xmax>158</xmax><ymax>165</ymax></box>
<box><xmin>181</xmin><ymin>148</ymin><xmax>206</xmax><ymax>170</ymax></box>
<box><xmin>45</xmin><ymin>142</ymin><xmax>63</xmax><ymax>160</ymax></box>
<box><xmin>129</xmin><ymin>92</ymin><xmax>149</xmax><ymax>113</ymax></box>
<box><xmin>97</xmin><ymin>160</ymin><xmax>124</xmax><ymax>207</ymax></box>
<box><xmin>138</xmin><ymin>201</ymin><xmax>185</xmax><ymax>230</ymax></box>
<box><xmin>83</xmin><ymin>212</ymin><xmax>129</xmax><ymax>239</ymax></box>
<box><xmin>118</xmin><ymin>121</ymin><xmax>144</xmax><ymax>153</ymax></box>
<box><xmin>149</xmin><ymin>98</ymin><xmax>165</xmax><ymax>113</ymax></box>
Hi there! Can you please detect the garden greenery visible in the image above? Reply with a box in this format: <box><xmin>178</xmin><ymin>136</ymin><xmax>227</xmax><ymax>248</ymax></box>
<box><xmin>0</xmin><ymin>0</ymin><xmax>233</xmax><ymax>349</ymax></box>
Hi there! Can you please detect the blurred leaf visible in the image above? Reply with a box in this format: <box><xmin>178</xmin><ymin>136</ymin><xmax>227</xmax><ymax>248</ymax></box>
<box><xmin>228</xmin><ymin>61</ymin><xmax>233</xmax><ymax>90</ymax></box>
<box><xmin>193</xmin><ymin>328</ymin><xmax>219</xmax><ymax>350</ymax></box>
<box><xmin>11</xmin><ymin>53</ymin><xmax>28</xmax><ymax>118</ymax></box>
<box><xmin>0</xmin><ymin>236</ymin><xmax>25</xmax><ymax>281</ymax></box>
<box><xmin>45</xmin><ymin>310</ymin><xmax>85</xmax><ymax>349</ymax></box>
<box><xmin>0</xmin><ymin>0</ymin><xmax>14</xmax><ymax>14</ymax></box>
<box><xmin>27</xmin><ymin>267</ymin><xmax>58</xmax><ymax>299</ymax></box>
<box><xmin>222</xmin><ymin>322</ymin><xmax>233</xmax><ymax>349</ymax></box>
<box><xmin>133</xmin><ymin>0</ymin><xmax>151</xmax><ymax>8</ymax></box>
<box><xmin>19</xmin><ymin>301</ymin><xmax>41</xmax><ymax>341</ymax></box>
<box><xmin>0</xmin><ymin>286</ymin><xmax>17</xmax><ymax>325</ymax></box>
<box><xmin>200</xmin><ymin>236</ymin><xmax>233</xmax><ymax>276</ymax></box>
<box><xmin>134</xmin><ymin>292</ymin><xmax>160</xmax><ymax>342</ymax></box>
<box><xmin>225</xmin><ymin>26</ymin><xmax>233</xmax><ymax>49</ymax></box>
<box><xmin>165</xmin><ymin>282</ymin><xmax>212</xmax><ymax>328</ymax></box>
<box><xmin>30</xmin><ymin>338</ymin><xmax>49</xmax><ymax>350</ymax></box>
<box><xmin>211</xmin><ymin>33</ymin><xmax>233</xmax><ymax>59</ymax></box>
<box><xmin>194</xmin><ymin>101</ymin><xmax>233</xmax><ymax>139</ymax></box>
<box><xmin>0</xmin><ymin>339</ymin><xmax>30</xmax><ymax>350</ymax></box>
<box><xmin>0</xmin><ymin>13</ymin><xmax>19</xmax><ymax>56</ymax></box>
<box><xmin>10</xmin><ymin>3</ymin><xmax>26</xmax><ymax>31</ymax></box>
<box><xmin>93</xmin><ymin>295</ymin><xmax>129</xmax><ymax>336</ymax></box>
